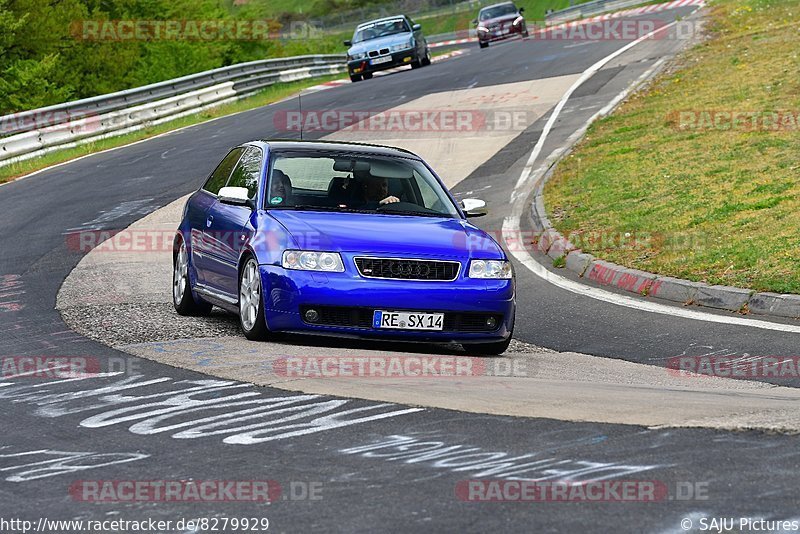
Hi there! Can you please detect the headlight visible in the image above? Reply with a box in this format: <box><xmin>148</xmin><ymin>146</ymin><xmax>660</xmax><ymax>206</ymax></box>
<box><xmin>282</xmin><ymin>250</ymin><xmax>345</xmax><ymax>272</ymax></box>
<box><xmin>513</xmin><ymin>16</ymin><xmax>524</xmax><ymax>26</ymax></box>
<box><xmin>349</xmin><ymin>52</ymin><xmax>367</xmax><ymax>60</ymax></box>
<box><xmin>390</xmin><ymin>38</ymin><xmax>413</xmax><ymax>52</ymax></box>
<box><xmin>468</xmin><ymin>259</ymin><xmax>512</xmax><ymax>279</ymax></box>
<box><xmin>477</xmin><ymin>26</ymin><xmax>489</xmax><ymax>33</ymax></box>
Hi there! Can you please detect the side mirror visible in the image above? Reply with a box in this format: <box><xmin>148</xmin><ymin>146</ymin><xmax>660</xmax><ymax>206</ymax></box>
<box><xmin>471</xmin><ymin>18</ymin><xmax>478</xmax><ymax>25</ymax></box>
<box><xmin>344</xmin><ymin>39</ymin><xmax>352</xmax><ymax>46</ymax></box>
<box><xmin>461</xmin><ymin>198</ymin><xmax>487</xmax><ymax>218</ymax></box>
<box><xmin>218</xmin><ymin>186</ymin><xmax>251</xmax><ymax>207</ymax></box>
<box><xmin>412</xmin><ymin>23</ymin><xmax>421</xmax><ymax>31</ymax></box>
<box><xmin>519</xmin><ymin>7</ymin><xmax>524</xmax><ymax>13</ymax></box>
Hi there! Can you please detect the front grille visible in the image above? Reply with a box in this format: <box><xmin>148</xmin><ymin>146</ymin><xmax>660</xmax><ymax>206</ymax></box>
<box><xmin>368</xmin><ymin>50</ymin><xmax>379</xmax><ymax>57</ymax></box>
<box><xmin>355</xmin><ymin>258</ymin><xmax>460</xmax><ymax>281</ymax></box>
<box><xmin>300</xmin><ymin>306</ymin><xmax>502</xmax><ymax>332</ymax></box>
<box><xmin>379</xmin><ymin>47</ymin><xmax>390</xmax><ymax>55</ymax></box>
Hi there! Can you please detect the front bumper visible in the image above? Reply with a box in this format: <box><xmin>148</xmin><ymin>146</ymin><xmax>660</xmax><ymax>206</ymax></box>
<box><xmin>348</xmin><ymin>49</ymin><xmax>418</xmax><ymax>75</ymax></box>
<box><xmin>479</xmin><ymin>23</ymin><xmax>526</xmax><ymax>43</ymax></box>
<box><xmin>260</xmin><ymin>263</ymin><xmax>515</xmax><ymax>343</ymax></box>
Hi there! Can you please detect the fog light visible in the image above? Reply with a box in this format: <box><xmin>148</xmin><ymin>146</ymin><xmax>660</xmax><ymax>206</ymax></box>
<box><xmin>305</xmin><ymin>309</ymin><xmax>320</xmax><ymax>323</ymax></box>
<box><xmin>486</xmin><ymin>317</ymin><xmax>497</xmax><ymax>329</ymax></box>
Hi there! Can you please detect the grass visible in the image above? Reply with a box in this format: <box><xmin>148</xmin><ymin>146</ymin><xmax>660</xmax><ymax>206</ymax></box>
<box><xmin>0</xmin><ymin>74</ymin><xmax>342</xmax><ymax>186</ymax></box>
<box><xmin>544</xmin><ymin>0</ymin><xmax>800</xmax><ymax>294</ymax></box>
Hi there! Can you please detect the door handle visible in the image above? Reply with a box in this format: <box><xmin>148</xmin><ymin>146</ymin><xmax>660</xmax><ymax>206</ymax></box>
<box><xmin>206</xmin><ymin>215</ymin><xmax>213</xmax><ymax>228</ymax></box>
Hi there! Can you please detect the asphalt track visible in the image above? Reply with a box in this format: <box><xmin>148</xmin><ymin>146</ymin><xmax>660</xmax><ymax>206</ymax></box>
<box><xmin>3</xmin><ymin>4</ymin><xmax>800</xmax><ymax>532</ymax></box>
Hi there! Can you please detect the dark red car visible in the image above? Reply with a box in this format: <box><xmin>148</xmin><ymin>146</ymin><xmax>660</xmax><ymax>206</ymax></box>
<box><xmin>473</xmin><ymin>1</ymin><xmax>528</xmax><ymax>48</ymax></box>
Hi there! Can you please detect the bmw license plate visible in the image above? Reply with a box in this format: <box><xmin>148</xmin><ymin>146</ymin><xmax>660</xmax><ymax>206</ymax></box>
<box><xmin>373</xmin><ymin>310</ymin><xmax>444</xmax><ymax>331</ymax></box>
<box><xmin>370</xmin><ymin>56</ymin><xmax>392</xmax><ymax>65</ymax></box>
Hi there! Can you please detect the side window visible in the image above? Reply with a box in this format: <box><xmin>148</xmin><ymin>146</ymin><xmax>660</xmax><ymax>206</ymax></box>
<box><xmin>227</xmin><ymin>146</ymin><xmax>262</xmax><ymax>199</ymax></box>
<box><xmin>202</xmin><ymin>148</ymin><xmax>244</xmax><ymax>195</ymax></box>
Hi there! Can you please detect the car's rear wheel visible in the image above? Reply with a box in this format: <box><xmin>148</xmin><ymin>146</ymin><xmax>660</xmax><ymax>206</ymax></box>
<box><xmin>479</xmin><ymin>41</ymin><xmax>489</xmax><ymax>49</ymax></box>
<box><xmin>350</xmin><ymin>74</ymin><xmax>362</xmax><ymax>82</ymax></box>
<box><xmin>173</xmin><ymin>239</ymin><xmax>212</xmax><ymax>316</ymax></box>
<box><xmin>239</xmin><ymin>257</ymin><xmax>269</xmax><ymax>341</ymax></box>
<box><xmin>466</xmin><ymin>336</ymin><xmax>512</xmax><ymax>356</ymax></box>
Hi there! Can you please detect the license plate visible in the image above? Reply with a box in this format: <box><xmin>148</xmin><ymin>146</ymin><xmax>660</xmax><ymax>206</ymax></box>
<box><xmin>373</xmin><ymin>310</ymin><xmax>444</xmax><ymax>331</ymax></box>
<box><xmin>370</xmin><ymin>56</ymin><xmax>392</xmax><ymax>65</ymax></box>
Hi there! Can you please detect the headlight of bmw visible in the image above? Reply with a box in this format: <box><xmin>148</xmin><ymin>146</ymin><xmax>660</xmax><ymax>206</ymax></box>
<box><xmin>349</xmin><ymin>52</ymin><xmax>367</xmax><ymax>60</ymax></box>
<box><xmin>390</xmin><ymin>38</ymin><xmax>413</xmax><ymax>52</ymax></box>
<box><xmin>468</xmin><ymin>259</ymin><xmax>512</xmax><ymax>279</ymax></box>
<box><xmin>282</xmin><ymin>250</ymin><xmax>345</xmax><ymax>272</ymax></box>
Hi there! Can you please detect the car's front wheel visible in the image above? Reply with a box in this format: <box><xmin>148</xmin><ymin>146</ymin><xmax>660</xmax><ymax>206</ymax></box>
<box><xmin>350</xmin><ymin>74</ymin><xmax>362</xmax><ymax>82</ymax></box>
<box><xmin>421</xmin><ymin>47</ymin><xmax>431</xmax><ymax>66</ymax></box>
<box><xmin>466</xmin><ymin>336</ymin><xmax>512</xmax><ymax>356</ymax></box>
<box><xmin>479</xmin><ymin>41</ymin><xmax>489</xmax><ymax>49</ymax></box>
<box><xmin>173</xmin><ymin>239</ymin><xmax>212</xmax><ymax>316</ymax></box>
<box><xmin>239</xmin><ymin>257</ymin><xmax>269</xmax><ymax>340</ymax></box>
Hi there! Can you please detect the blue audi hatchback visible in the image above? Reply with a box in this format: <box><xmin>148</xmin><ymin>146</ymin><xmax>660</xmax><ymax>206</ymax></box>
<box><xmin>173</xmin><ymin>140</ymin><xmax>515</xmax><ymax>354</ymax></box>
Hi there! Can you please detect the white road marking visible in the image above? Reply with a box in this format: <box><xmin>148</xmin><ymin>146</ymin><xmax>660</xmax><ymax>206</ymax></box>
<box><xmin>504</xmin><ymin>9</ymin><xmax>800</xmax><ymax>334</ymax></box>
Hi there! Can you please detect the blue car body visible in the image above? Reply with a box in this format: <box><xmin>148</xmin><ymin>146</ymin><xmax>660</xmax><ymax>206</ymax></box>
<box><xmin>175</xmin><ymin>140</ymin><xmax>515</xmax><ymax>347</ymax></box>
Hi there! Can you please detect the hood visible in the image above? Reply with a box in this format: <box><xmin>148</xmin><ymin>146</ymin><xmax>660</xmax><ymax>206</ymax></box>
<box><xmin>480</xmin><ymin>14</ymin><xmax>521</xmax><ymax>26</ymax></box>
<box><xmin>348</xmin><ymin>33</ymin><xmax>413</xmax><ymax>56</ymax></box>
<box><xmin>269</xmin><ymin>211</ymin><xmax>504</xmax><ymax>259</ymax></box>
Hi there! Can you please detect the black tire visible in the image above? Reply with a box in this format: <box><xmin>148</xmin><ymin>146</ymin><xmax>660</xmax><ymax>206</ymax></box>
<box><xmin>479</xmin><ymin>41</ymin><xmax>489</xmax><ymax>49</ymax></box>
<box><xmin>362</xmin><ymin>72</ymin><xmax>373</xmax><ymax>79</ymax></box>
<box><xmin>239</xmin><ymin>257</ymin><xmax>269</xmax><ymax>341</ymax></box>
<box><xmin>350</xmin><ymin>74</ymin><xmax>362</xmax><ymax>82</ymax></box>
<box><xmin>421</xmin><ymin>47</ymin><xmax>432</xmax><ymax>66</ymax></box>
<box><xmin>466</xmin><ymin>337</ymin><xmax>512</xmax><ymax>356</ymax></box>
<box><xmin>173</xmin><ymin>238</ymin><xmax>212</xmax><ymax>316</ymax></box>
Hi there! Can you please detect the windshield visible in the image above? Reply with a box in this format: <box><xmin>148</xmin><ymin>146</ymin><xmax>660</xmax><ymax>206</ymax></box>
<box><xmin>353</xmin><ymin>19</ymin><xmax>410</xmax><ymax>43</ymax></box>
<box><xmin>265</xmin><ymin>152</ymin><xmax>460</xmax><ymax>218</ymax></box>
<box><xmin>479</xmin><ymin>4</ymin><xmax>518</xmax><ymax>20</ymax></box>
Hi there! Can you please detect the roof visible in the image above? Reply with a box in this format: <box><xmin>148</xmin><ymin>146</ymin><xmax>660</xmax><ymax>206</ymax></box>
<box><xmin>479</xmin><ymin>2</ymin><xmax>517</xmax><ymax>11</ymax></box>
<box><xmin>355</xmin><ymin>15</ymin><xmax>408</xmax><ymax>29</ymax></box>
<box><xmin>258</xmin><ymin>139</ymin><xmax>422</xmax><ymax>160</ymax></box>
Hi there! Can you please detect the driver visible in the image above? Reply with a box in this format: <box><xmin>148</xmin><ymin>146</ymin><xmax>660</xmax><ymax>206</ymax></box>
<box><xmin>362</xmin><ymin>175</ymin><xmax>400</xmax><ymax>207</ymax></box>
<box><xmin>269</xmin><ymin>169</ymin><xmax>293</xmax><ymax>205</ymax></box>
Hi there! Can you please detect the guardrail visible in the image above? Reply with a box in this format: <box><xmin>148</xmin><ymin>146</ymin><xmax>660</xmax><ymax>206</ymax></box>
<box><xmin>545</xmin><ymin>0</ymin><xmax>659</xmax><ymax>24</ymax></box>
<box><xmin>0</xmin><ymin>54</ymin><xmax>346</xmax><ymax>167</ymax></box>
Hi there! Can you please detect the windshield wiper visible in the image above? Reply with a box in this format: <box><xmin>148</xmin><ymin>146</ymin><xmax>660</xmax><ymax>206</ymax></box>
<box><xmin>377</xmin><ymin>208</ymin><xmax>447</xmax><ymax>218</ymax></box>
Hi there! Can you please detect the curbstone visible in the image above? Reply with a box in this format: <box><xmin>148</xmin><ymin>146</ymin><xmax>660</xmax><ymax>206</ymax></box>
<box><xmin>565</xmin><ymin>250</ymin><xmax>594</xmax><ymax>277</ymax></box>
<box><xmin>585</xmin><ymin>260</ymin><xmax>659</xmax><ymax>295</ymax></box>
<box><xmin>646</xmin><ymin>276</ymin><xmax>705</xmax><ymax>304</ymax></box>
<box><xmin>546</xmin><ymin>236</ymin><xmax>576</xmax><ymax>260</ymax></box>
<box><xmin>693</xmin><ymin>285</ymin><xmax>753</xmax><ymax>312</ymax></box>
<box><xmin>536</xmin><ymin>229</ymin><xmax>561</xmax><ymax>255</ymax></box>
<box><xmin>748</xmin><ymin>292</ymin><xmax>800</xmax><ymax>319</ymax></box>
